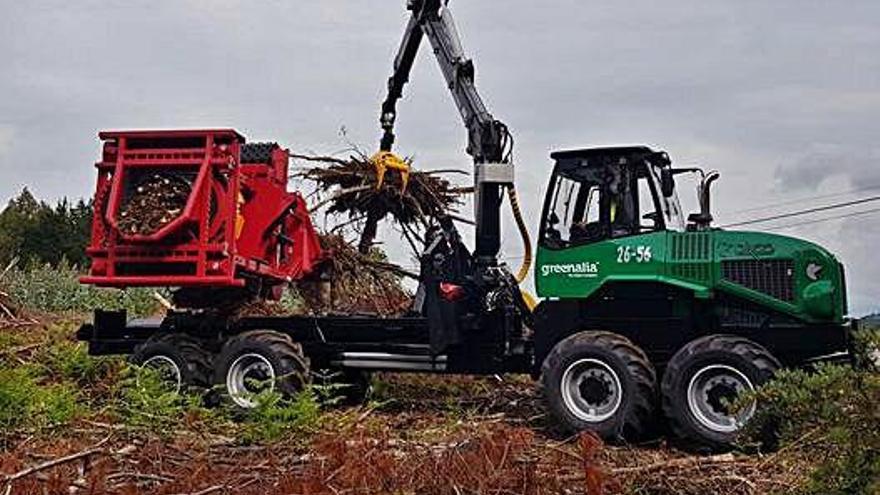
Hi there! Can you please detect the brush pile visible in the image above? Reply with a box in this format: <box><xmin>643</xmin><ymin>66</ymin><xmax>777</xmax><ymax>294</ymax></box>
<box><xmin>118</xmin><ymin>173</ymin><xmax>191</xmax><ymax>236</ymax></box>
<box><xmin>297</xmin><ymin>234</ymin><xmax>412</xmax><ymax>316</ymax></box>
<box><xmin>293</xmin><ymin>153</ymin><xmax>466</xmax><ymax>252</ymax></box>
<box><xmin>289</xmin><ymin>153</ymin><xmax>468</xmax><ymax>316</ymax></box>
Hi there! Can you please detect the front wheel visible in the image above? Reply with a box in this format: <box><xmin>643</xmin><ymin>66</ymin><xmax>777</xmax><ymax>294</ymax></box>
<box><xmin>131</xmin><ymin>333</ymin><xmax>212</xmax><ymax>393</ymax></box>
<box><xmin>540</xmin><ymin>331</ymin><xmax>656</xmax><ymax>442</ymax></box>
<box><xmin>661</xmin><ymin>335</ymin><xmax>780</xmax><ymax>451</ymax></box>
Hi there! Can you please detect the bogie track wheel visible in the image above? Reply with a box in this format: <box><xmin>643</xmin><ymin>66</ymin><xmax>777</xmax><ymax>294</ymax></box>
<box><xmin>214</xmin><ymin>330</ymin><xmax>310</xmax><ymax>409</ymax></box>
<box><xmin>661</xmin><ymin>334</ymin><xmax>780</xmax><ymax>451</ymax></box>
<box><xmin>131</xmin><ymin>333</ymin><xmax>213</xmax><ymax>394</ymax></box>
<box><xmin>540</xmin><ymin>331</ymin><xmax>656</xmax><ymax>442</ymax></box>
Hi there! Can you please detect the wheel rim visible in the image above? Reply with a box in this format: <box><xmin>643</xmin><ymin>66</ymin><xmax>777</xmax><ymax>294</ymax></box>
<box><xmin>560</xmin><ymin>358</ymin><xmax>623</xmax><ymax>423</ymax></box>
<box><xmin>226</xmin><ymin>353</ymin><xmax>276</xmax><ymax>408</ymax></box>
<box><xmin>686</xmin><ymin>364</ymin><xmax>756</xmax><ymax>433</ymax></box>
<box><xmin>140</xmin><ymin>355</ymin><xmax>182</xmax><ymax>394</ymax></box>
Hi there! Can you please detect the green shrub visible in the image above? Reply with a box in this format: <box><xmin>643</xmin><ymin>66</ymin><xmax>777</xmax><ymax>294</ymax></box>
<box><xmin>0</xmin><ymin>365</ymin><xmax>80</xmax><ymax>437</ymax></box>
<box><xmin>114</xmin><ymin>363</ymin><xmax>324</xmax><ymax>443</ymax></box>
<box><xmin>0</xmin><ymin>367</ymin><xmax>37</xmax><ymax>431</ymax></box>
<box><xmin>41</xmin><ymin>340</ymin><xmax>105</xmax><ymax>383</ymax></box>
<box><xmin>33</xmin><ymin>382</ymin><xmax>80</xmax><ymax>428</ymax></box>
<box><xmin>2</xmin><ymin>261</ymin><xmax>158</xmax><ymax>317</ymax></box>
<box><xmin>0</xmin><ymin>331</ymin><xmax>25</xmax><ymax>354</ymax></box>
<box><xmin>746</xmin><ymin>330</ymin><xmax>880</xmax><ymax>495</ymax></box>
<box><xmin>113</xmin><ymin>365</ymin><xmax>194</xmax><ymax>431</ymax></box>
<box><xmin>238</xmin><ymin>387</ymin><xmax>322</xmax><ymax>444</ymax></box>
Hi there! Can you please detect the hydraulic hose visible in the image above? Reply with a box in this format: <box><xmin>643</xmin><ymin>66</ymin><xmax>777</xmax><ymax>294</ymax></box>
<box><xmin>506</xmin><ymin>186</ymin><xmax>532</xmax><ymax>283</ymax></box>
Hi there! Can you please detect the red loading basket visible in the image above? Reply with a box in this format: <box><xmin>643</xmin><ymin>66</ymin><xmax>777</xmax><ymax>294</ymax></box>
<box><xmin>81</xmin><ymin>129</ymin><xmax>322</xmax><ymax>295</ymax></box>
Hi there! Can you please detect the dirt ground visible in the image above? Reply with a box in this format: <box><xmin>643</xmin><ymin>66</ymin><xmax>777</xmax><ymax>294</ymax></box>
<box><xmin>0</xmin><ymin>364</ymin><xmax>813</xmax><ymax>495</ymax></box>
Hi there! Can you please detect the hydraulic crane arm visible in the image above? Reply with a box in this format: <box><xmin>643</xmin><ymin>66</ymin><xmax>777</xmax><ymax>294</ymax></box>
<box><xmin>378</xmin><ymin>0</ymin><xmax>517</xmax><ymax>265</ymax></box>
<box><xmin>380</xmin><ymin>0</ymin><xmax>512</xmax><ymax>164</ymax></box>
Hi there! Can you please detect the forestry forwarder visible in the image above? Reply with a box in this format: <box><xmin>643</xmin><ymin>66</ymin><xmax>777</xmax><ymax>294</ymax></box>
<box><xmin>77</xmin><ymin>0</ymin><xmax>857</xmax><ymax>450</ymax></box>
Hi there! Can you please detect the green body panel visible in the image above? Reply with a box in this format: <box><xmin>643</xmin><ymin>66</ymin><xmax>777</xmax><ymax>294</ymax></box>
<box><xmin>535</xmin><ymin>230</ymin><xmax>846</xmax><ymax>324</ymax></box>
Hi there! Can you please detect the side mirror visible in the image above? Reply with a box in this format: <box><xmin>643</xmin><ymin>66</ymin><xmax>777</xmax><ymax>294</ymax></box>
<box><xmin>660</xmin><ymin>168</ymin><xmax>675</xmax><ymax>197</ymax></box>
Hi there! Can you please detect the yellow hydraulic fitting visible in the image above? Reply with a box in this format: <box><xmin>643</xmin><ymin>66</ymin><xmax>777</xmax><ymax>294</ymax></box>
<box><xmin>370</xmin><ymin>150</ymin><xmax>411</xmax><ymax>192</ymax></box>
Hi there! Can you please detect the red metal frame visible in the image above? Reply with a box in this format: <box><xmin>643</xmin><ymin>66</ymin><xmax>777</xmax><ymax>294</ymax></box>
<box><xmin>81</xmin><ymin>129</ymin><xmax>322</xmax><ymax>295</ymax></box>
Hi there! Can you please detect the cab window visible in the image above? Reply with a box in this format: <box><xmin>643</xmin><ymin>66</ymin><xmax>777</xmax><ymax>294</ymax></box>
<box><xmin>543</xmin><ymin>171</ymin><xmax>607</xmax><ymax>248</ymax></box>
<box><xmin>542</xmin><ymin>161</ymin><xmax>665</xmax><ymax>249</ymax></box>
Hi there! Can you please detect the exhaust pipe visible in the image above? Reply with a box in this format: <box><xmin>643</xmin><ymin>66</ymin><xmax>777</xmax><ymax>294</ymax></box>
<box><xmin>688</xmin><ymin>170</ymin><xmax>720</xmax><ymax>230</ymax></box>
<box><xmin>699</xmin><ymin>170</ymin><xmax>720</xmax><ymax>224</ymax></box>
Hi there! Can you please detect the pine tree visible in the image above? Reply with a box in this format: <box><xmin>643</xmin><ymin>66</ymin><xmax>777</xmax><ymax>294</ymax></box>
<box><xmin>0</xmin><ymin>188</ymin><xmax>93</xmax><ymax>267</ymax></box>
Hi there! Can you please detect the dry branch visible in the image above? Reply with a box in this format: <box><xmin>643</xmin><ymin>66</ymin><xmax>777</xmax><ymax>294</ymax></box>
<box><xmin>292</xmin><ymin>153</ymin><xmax>465</xmax><ymax>253</ymax></box>
<box><xmin>172</xmin><ymin>485</ymin><xmax>226</xmax><ymax>495</ymax></box>
<box><xmin>611</xmin><ymin>452</ymin><xmax>738</xmax><ymax>474</ymax></box>
<box><xmin>0</xmin><ymin>289</ymin><xmax>36</xmax><ymax>327</ymax></box>
<box><xmin>1</xmin><ymin>446</ymin><xmax>104</xmax><ymax>491</ymax></box>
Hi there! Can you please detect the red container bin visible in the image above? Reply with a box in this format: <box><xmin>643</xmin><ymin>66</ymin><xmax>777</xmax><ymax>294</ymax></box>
<box><xmin>81</xmin><ymin>129</ymin><xmax>322</xmax><ymax>297</ymax></box>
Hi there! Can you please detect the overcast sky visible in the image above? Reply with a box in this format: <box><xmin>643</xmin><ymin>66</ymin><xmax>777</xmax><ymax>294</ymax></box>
<box><xmin>1</xmin><ymin>1</ymin><xmax>878</xmax><ymax>314</ymax></box>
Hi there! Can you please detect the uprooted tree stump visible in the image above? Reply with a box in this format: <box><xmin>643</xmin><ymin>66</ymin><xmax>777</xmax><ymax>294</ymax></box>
<box><xmin>296</xmin><ymin>234</ymin><xmax>413</xmax><ymax>317</ymax></box>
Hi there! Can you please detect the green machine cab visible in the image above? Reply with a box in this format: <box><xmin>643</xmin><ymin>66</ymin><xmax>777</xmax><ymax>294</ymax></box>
<box><xmin>534</xmin><ymin>147</ymin><xmax>848</xmax><ymax>361</ymax></box>
<box><xmin>537</xmin><ymin>147</ymin><xmax>845</xmax><ymax>321</ymax></box>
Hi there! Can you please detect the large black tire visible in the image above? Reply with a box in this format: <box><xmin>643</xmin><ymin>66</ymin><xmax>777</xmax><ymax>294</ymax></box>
<box><xmin>131</xmin><ymin>333</ymin><xmax>213</xmax><ymax>391</ymax></box>
<box><xmin>661</xmin><ymin>335</ymin><xmax>781</xmax><ymax>451</ymax></box>
<box><xmin>540</xmin><ymin>331</ymin><xmax>656</xmax><ymax>442</ymax></box>
<box><xmin>214</xmin><ymin>330</ymin><xmax>310</xmax><ymax>408</ymax></box>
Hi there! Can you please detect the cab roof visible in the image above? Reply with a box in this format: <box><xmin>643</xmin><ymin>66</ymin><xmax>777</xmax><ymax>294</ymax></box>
<box><xmin>550</xmin><ymin>146</ymin><xmax>657</xmax><ymax>161</ymax></box>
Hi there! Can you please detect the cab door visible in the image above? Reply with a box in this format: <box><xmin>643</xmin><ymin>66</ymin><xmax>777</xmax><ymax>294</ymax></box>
<box><xmin>536</xmin><ymin>159</ymin><xmax>669</xmax><ymax>299</ymax></box>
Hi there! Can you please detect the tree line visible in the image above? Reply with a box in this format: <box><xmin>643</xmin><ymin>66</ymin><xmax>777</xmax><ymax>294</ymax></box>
<box><xmin>0</xmin><ymin>188</ymin><xmax>92</xmax><ymax>268</ymax></box>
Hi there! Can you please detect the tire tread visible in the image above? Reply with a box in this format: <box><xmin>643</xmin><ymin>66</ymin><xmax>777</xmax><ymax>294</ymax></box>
<box><xmin>132</xmin><ymin>332</ymin><xmax>213</xmax><ymax>387</ymax></box>
<box><xmin>540</xmin><ymin>331</ymin><xmax>656</xmax><ymax>441</ymax></box>
<box><xmin>216</xmin><ymin>330</ymin><xmax>310</xmax><ymax>399</ymax></box>
<box><xmin>661</xmin><ymin>334</ymin><xmax>780</xmax><ymax>451</ymax></box>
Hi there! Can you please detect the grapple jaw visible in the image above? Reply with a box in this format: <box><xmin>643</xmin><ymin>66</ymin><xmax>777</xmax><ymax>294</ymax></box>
<box><xmin>369</xmin><ymin>150</ymin><xmax>411</xmax><ymax>192</ymax></box>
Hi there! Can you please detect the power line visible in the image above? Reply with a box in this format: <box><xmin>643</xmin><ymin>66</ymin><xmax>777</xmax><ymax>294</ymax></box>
<box><xmin>764</xmin><ymin>207</ymin><xmax>880</xmax><ymax>232</ymax></box>
<box><xmin>721</xmin><ymin>195</ymin><xmax>880</xmax><ymax>228</ymax></box>
<box><xmin>728</xmin><ymin>183</ymin><xmax>880</xmax><ymax>216</ymax></box>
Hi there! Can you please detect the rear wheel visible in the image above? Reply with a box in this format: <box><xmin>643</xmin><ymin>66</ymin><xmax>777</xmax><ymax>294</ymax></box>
<box><xmin>661</xmin><ymin>335</ymin><xmax>780</xmax><ymax>451</ymax></box>
<box><xmin>131</xmin><ymin>333</ymin><xmax>212</xmax><ymax>393</ymax></box>
<box><xmin>214</xmin><ymin>330</ymin><xmax>310</xmax><ymax>408</ymax></box>
<box><xmin>540</xmin><ymin>331</ymin><xmax>656</xmax><ymax>442</ymax></box>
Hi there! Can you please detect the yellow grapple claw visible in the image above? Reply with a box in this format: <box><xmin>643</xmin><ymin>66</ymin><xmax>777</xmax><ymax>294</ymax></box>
<box><xmin>370</xmin><ymin>151</ymin><xmax>411</xmax><ymax>193</ymax></box>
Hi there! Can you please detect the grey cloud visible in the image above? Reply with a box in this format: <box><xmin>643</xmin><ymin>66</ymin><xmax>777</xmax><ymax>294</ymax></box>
<box><xmin>775</xmin><ymin>146</ymin><xmax>880</xmax><ymax>190</ymax></box>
